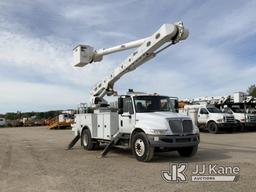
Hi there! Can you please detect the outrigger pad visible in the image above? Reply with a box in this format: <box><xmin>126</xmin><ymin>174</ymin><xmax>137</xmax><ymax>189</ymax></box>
<box><xmin>67</xmin><ymin>135</ymin><xmax>80</xmax><ymax>150</ymax></box>
<box><xmin>101</xmin><ymin>132</ymin><xmax>122</xmax><ymax>158</ymax></box>
<box><xmin>101</xmin><ymin>140</ymin><xmax>115</xmax><ymax>157</ymax></box>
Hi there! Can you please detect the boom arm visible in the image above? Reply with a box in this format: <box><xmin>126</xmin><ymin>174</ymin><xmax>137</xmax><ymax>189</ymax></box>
<box><xmin>73</xmin><ymin>22</ymin><xmax>189</xmax><ymax>105</ymax></box>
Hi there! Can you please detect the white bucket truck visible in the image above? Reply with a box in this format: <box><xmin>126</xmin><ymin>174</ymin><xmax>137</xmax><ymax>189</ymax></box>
<box><xmin>180</xmin><ymin>104</ymin><xmax>237</xmax><ymax>134</ymax></box>
<box><xmin>219</xmin><ymin>92</ymin><xmax>256</xmax><ymax>130</ymax></box>
<box><xmin>70</xmin><ymin>22</ymin><xmax>200</xmax><ymax>161</ymax></box>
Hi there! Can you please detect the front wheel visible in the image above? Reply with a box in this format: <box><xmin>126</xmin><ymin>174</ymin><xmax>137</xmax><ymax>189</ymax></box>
<box><xmin>177</xmin><ymin>145</ymin><xmax>198</xmax><ymax>157</ymax></box>
<box><xmin>132</xmin><ymin>132</ymin><xmax>154</xmax><ymax>162</ymax></box>
<box><xmin>207</xmin><ymin>122</ymin><xmax>219</xmax><ymax>134</ymax></box>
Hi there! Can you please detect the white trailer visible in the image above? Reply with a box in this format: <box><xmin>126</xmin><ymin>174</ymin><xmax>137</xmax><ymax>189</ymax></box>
<box><xmin>71</xmin><ymin>22</ymin><xmax>199</xmax><ymax>162</ymax></box>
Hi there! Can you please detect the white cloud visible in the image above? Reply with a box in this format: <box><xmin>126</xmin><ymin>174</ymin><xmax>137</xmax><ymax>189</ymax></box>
<box><xmin>204</xmin><ymin>0</ymin><xmax>256</xmax><ymax>41</ymax></box>
<box><xmin>113</xmin><ymin>39</ymin><xmax>256</xmax><ymax>99</ymax></box>
<box><xmin>60</xmin><ymin>4</ymin><xmax>108</xmax><ymax>26</ymax></box>
<box><xmin>0</xmin><ymin>0</ymin><xmax>255</xmax><ymax>113</ymax></box>
<box><xmin>0</xmin><ymin>17</ymin><xmax>119</xmax><ymax>112</ymax></box>
<box><xmin>96</xmin><ymin>30</ymin><xmax>137</xmax><ymax>41</ymax></box>
<box><xmin>59</xmin><ymin>0</ymin><xmax>137</xmax><ymax>27</ymax></box>
<box><xmin>0</xmin><ymin>20</ymin><xmax>118</xmax><ymax>87</ymax></box>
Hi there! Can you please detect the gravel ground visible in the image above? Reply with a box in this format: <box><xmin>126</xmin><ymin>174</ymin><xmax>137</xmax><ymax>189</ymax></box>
<box><xmin>0</xmin><ymin>126</ymin><xmax>256</xmax><ymax>192</ymax></box>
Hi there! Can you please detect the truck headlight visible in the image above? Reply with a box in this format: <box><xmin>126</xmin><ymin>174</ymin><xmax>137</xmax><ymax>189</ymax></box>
<box><xmin>153</xmin><ymin>130</ymin><xmax>166</xmax><ymax>135</ymax></box>
<box><xmin>217</xmin><ymin>119</ymin><xmax>224</xmax><ymax>123</ymax></box>
<box><xmin>193</xmin><ymin>126</ymin><xmax>199</xmax><ymax>134</ymax></box>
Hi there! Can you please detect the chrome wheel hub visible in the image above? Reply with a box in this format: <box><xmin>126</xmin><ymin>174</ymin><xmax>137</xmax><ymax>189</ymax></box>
<box><xmin>135</xmin><ymin>138</ymin><xmax>145</xmax><ymax>157</ymax></box>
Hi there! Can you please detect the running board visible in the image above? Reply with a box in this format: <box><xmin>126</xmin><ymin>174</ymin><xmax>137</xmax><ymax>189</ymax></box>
<box><xmin>101</xmin><ymin>132</ymin><xmax>122</xmax><ymax>157</ymax></box>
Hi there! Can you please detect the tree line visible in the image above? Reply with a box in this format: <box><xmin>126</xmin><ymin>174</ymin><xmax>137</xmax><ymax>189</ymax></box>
<box><xmin>0</xmin><ymin>110</ymin><xmax>62</xmax><ymax>120</ymax></box>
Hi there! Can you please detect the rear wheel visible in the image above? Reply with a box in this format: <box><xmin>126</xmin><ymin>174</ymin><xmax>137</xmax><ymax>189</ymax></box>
<box><xmin>81</xmin><ymin>129</ymin><xmax>95</xmax><ymax>150</ymax></box>
<box><xmin>177</xmin><ymin>145</ymin><xmax>198</xmax><ymax>157</ymax></box>
<box><xmin>132</xmin><ymin>132</ymin><xmax>154</xmax><ymax>162</ymax></box>
<box><xmin>207</xmin><ymin>122</ymin><xmax>219</xmax><ymax>134</ymax></box>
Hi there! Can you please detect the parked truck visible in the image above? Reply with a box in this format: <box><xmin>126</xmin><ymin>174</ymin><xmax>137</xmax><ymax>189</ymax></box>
<box><xmin>48</xmin><ymin>112</ymin><xmax>74</xmax><ymax>129</ymax></box>
<box><xmin>179</xmin><ymin>104</ymin><xmax>237</xmax><ymax>134</ymax></box>
<box><xmin>216</xmin><ymin>92</ymin><xmax>256</xmax><ymax>131</ymax></box>
<box><xmin>0</xmin><ymin>118</ymin><xmax>6</xmax><ymax>127</ymax></box>
<box><xmin>222</xmin><ymin>106</ymin><xmax>256</xmax><ymax>130</ymax></box>
<box><xmin>70</xmin><ymin>22</ymin><xmax>200</xmax><ymax>161</ymax></box>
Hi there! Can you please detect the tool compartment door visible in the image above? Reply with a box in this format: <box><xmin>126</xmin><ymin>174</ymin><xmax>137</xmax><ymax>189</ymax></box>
<box><xmin>97</xmin><ymin>114</ymin><xmax>104</xmax><ymax>139</ymax></box>
<box><xmin>103</xmin><ymin>113</ymin><xmax>118</xmax><ymax>140</ymax></box>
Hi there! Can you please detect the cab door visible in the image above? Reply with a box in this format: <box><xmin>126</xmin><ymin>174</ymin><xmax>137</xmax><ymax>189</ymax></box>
<box><xmin>197</xmin><ymin>108</ymin><xmax>209</xmax><ymax>124</ymax></box>
<box><xmin>119</xmin><ymin>97</ymin><xmax>135</xmax><ymax>133</ymax></box>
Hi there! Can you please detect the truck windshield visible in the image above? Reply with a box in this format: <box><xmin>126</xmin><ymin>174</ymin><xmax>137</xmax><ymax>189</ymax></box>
<box><xmin>231</xmin><ymin>108</ymin><xmax>245</xmax><ymax>113</ymax></box>
<box><xmin>207</xmin><ymin>107</ymin><xmax>222</xmax><ymax>113</ymax></box>
<box><xmin>134</xmin><ymin>96</ymin><xmax>174</xmax><ymax>113</ymax></box>
<box><xmin>248</xmin><ymin>108</ymin><xmax>256</xmax><ymax>114</ymax></box>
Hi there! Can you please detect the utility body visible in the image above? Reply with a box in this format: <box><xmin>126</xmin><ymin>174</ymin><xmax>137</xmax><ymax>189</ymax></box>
<box><xmin>71</xmin><ymin>22</ymin><xmax>199</xmax><ymax>161</ymax></box>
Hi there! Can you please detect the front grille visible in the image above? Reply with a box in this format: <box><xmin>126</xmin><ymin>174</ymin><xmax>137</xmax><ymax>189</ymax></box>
<box><xmin>248</xmin><ymin>116</ymin><xmax>256</xmax><ymax>123</ymax></box>
<box><xmin>169</xmin><ymin>120</ymin><xmax>182</xmax><ymax>134</ymax></box>
<box><xmin>225</xmin><ymin>116</ymin><xmax>235</xmax><ymax>123</ymax></box>
<box><xmin>169</xmin><ymin>119</ymin><xmax>193</xmax><ymax>134</ymax></box>
<box><xmin>183</xmin><ymin>120</ymin><xmax>193</xmax><ymax>133</ymax></box>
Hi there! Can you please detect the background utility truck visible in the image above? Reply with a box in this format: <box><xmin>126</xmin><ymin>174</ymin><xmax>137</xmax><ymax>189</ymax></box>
<box><xmin>70</xmin><ymin>22</ymin><xmax>200</xmax><ymax>161</ymax></box>
<box><xmin>179</xmin><ymin>104</ymin><xmax>237</xmax><ymax>134</ymax></box>
<box><xmin>212</xmin><ymin>92</ymin><xmax>256</xmax><ymax>131</ymax></box>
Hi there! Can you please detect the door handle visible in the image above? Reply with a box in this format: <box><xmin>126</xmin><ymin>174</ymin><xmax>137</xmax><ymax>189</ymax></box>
<box><xmin>121</xmin><ymin>114</ymin><xmax>131</xmax><ymax>118</ymax></box>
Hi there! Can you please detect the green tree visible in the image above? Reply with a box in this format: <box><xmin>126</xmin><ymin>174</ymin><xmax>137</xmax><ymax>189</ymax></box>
<box><xmin>247</xmin><ymin>84</ymin><xmax>256</xmax><ymax>97</ymax></box>
<box><xmin>5</xmin><ymin>113</ymin><xmax>18</xmax><ymax>120</ymax></box>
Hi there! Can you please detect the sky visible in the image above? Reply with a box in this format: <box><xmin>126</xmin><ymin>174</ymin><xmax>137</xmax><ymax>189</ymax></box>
<box><xmin>0</xmin><ymin>0</ymin><xmax>255</xmax><ymax>113</ymax></box>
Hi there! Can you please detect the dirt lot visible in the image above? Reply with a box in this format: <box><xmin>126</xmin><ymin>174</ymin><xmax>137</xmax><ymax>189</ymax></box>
<box><xmin>0</xmin><ymin>127</ymin><xmax>256</xmax><ymax>192</ymax></box>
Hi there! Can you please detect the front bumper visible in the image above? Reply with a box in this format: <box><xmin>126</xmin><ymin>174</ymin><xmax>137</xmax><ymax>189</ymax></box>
<box><xmin>217</xmin><ymin>123</ymin><xmax>238</xmax><ymax>128</ymax></box>
<box><xmin>244</xmin><ymin>122</ymin><xmax>256</xmax><ymax>127</ymax></box>
<box><xmin>147</xmin><ymin>134</ymin><xmax>200</xmax><ymax>148</ymax></box>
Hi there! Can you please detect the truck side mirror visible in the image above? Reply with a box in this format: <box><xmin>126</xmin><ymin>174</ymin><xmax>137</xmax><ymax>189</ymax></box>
<box><xmin>174</xmin><ymin>100</ymin><xmax>178</xmax><ymax>112</ymax></box>
<box><xmin>118</xmin><ymin>109</ymin><xmax>123</xmax><ymax>114</ymax></box>
<box><xmin>118</xmin><ymin>98</ymin><xmax>123</xmax><ymax>114</ymax></box>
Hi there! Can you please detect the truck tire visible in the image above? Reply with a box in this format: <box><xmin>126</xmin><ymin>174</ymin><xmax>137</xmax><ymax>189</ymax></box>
<box><xmin>207</xmin><ymin>122</ymin><xmax>219</xmax><ymax>134</ymax></box>
<box><xmin>177</xmin><ymin>145</ymin><xmax>198</xmax><ymax>157</ymax></box>
<box><xmin>81</xmin><ymin>129</ymin><xmax>95</xmax><ymax>150</ymax></box>
<box><xmin>132</xmin><ymin>132</ymin><xmax>154</xmax><ymax>162</ymax></box>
